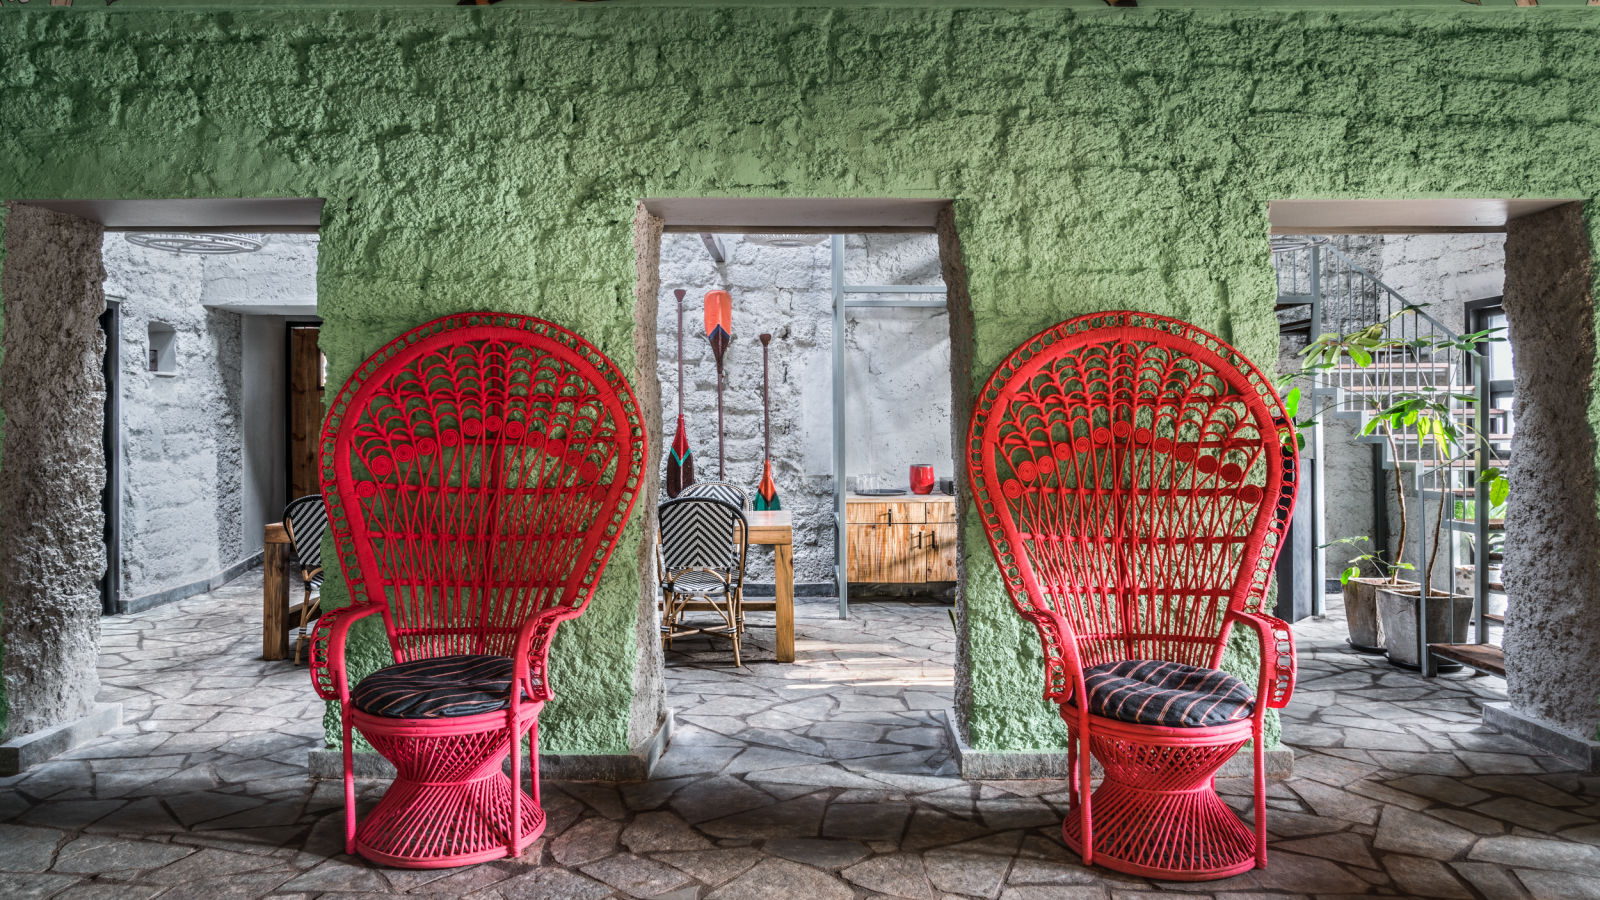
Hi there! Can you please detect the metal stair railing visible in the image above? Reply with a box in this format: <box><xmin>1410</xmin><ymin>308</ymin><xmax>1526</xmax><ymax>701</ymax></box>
<box><xmin>1272</xmin><ymin>238</ymin><xmax>1504</xmax><ymax>676</ymax></box>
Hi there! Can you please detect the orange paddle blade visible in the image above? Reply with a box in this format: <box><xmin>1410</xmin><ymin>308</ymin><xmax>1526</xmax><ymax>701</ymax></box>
<box><xmin>703</xmin><ymin>290</ymin><xmax>732</xmax><ymax>338</ymax></box>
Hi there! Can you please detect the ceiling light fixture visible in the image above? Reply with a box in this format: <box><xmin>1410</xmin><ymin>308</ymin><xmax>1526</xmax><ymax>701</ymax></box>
<box><xmin>125</xmin><ymin>233</ymin><xmax>267</xmax><ymax>255</ymax></box>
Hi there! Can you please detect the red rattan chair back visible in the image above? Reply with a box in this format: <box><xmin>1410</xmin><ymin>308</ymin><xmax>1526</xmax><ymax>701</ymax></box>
<box><xmin>967</xmin><ymin>312</ymin><xmax>1297</xmax><ymax>699</ymax></box>
<box><xmin>321</xmin><ymin>313</ymin><xmax>647</xmax><ymax>664</ymax></box>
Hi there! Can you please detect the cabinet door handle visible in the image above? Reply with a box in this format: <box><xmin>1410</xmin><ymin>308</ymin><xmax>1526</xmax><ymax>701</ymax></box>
<box><xmin>916</xmin><ymin>530</ymin><xmax>923</xmax><ymax>549</ymax></box>
<box><xmin>887</xmin><ymin>510</ymin><xmax>894</xmax><ymax>526</ymax></box>
<box><xmin>930</xmin><ymin>531</ymin><xmax>938</xmax><ymax>551</ymax></box>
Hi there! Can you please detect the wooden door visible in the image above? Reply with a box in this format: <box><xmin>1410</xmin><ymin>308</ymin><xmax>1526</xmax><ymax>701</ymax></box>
<box><xmin>923</xmin><ymin>524</ymin><xmax>959</xmax><ymax>582</ymax></box>
<box><xmin>288</xmin><ymin>326</ymin><xmax>324</xmax><ymax>500</ymax></box>
<box><xmin>848</xmin><ymin>523</ymin><xmax>919</xmax><ymax>582</ymax></box>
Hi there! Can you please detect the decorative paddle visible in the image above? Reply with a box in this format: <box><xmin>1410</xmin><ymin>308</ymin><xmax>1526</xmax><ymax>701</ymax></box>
<box><xmin>755</xmin><ymin>333</ymin><xmax>782</xmax><ymax>511</ymax></box>
<box><xmin>665</xmin><ymin>289</ymin><xmax>695</xmax><ymax>498</ymax></box>
<box><xmin>703</xmin><ymin>289</ymin><xmax>733</xmax><ymax>479</ymax></box>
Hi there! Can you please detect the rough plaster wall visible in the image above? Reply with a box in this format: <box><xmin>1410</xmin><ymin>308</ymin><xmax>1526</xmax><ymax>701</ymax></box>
<box><xmin>4</xmin><ymin>5</ymin><xmax>1600</xmax><ymax>751</ymax></box>
<box><xmin>939</xmin><ymin>208</ymin><xmax>981</xmax><ymax>742</ymax></box>
<box><xmin>655</xmin><ymin>233</ymin><xmax>948</xmax><ymax>585</ymax></box>
<box><xmin>1501</xmin><ymin>204</ymin><xmax>1600</xmax><ymax>741</ymax></box>
<box><xmin>630</xmin><ymin>205</ymin><xmax>666</xmax><ymax>747</ymax></box>
<box><xmin>103</xmin><ymin>235</ymin><xmax>246</xmax><ymax>602</ymax></box>
<box><xmin>201</xmin><ymin>233</ymin><xmax>320</xmax><ymax>313</ymax></box>
<box><xmin>0</xmin><ymin>204</ymin><xmax>106</xmax><ymax>739</ymax></box>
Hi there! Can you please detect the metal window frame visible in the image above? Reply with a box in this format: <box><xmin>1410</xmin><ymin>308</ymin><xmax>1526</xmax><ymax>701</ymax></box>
<box><xmin>830</xmin><ymin>235</ymin><xmax>949</xmax><ymax>619</ymax></box>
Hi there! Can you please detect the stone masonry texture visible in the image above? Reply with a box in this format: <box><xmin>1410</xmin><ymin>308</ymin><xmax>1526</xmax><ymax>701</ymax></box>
<box><xmin>1</xmin><ymin>4</ymin><xmax>1599</xmax><ymax>756</ymax></box>
<box><xmin>1502</xmin><ymin>203</ymin><xmax>1600</xmax><ymax>742</ymax></box>
<box><xmin>103</xmin><ymin>235</ymin><xmax>248</xmax><ymax>604</ymax></box>
<box><xmin>0</xmin><ymin>204</ymin><xmax>107</xmax><ymax>740</ymax></box>
<box><xmin>656</xmin><ymin>232</ymin><xmax>950</xmax><ymax>586</ymax></box>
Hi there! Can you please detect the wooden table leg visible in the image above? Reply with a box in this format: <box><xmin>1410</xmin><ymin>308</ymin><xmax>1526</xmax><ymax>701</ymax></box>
<box><xmin>775</xmin><ymin>542</ymin><xmax>795</xmax><ymax>663</ymax></box>
<box><xmin>263</xmin><ymin>524</ymin><xmax>291</xmax><ymax>661</ymax></box>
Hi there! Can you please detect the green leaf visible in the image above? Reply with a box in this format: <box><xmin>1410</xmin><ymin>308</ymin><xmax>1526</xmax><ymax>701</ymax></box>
<box><xmin>1340</xmin><ymin>567</ymin><xmax>1358</xmax><ymax>585</ymax></box>
<box><xmin>1349</xmin><ymin>347</ymin><xmax>1372</xmax><ymax>367</ymax></box>
<box><xmin>1285</xmin><ymin>387</ymin><xmax>1301</xmax><ymax>418</ymax></box>
<box><xmin>1490</xmin><ymin>476</ymin><xmax>1510</xmax><ymax>507</ymax></box>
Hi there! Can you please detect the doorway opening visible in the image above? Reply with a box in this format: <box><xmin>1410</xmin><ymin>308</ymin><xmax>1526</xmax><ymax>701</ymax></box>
<box><xmin>634</xmin><ymin>199</ymin><xmax>972</xmax><ymax>785</ymax></box>
<box><xmin>0</xmin><ymin>197</ymin><xmax>327</xmax><ymax>770</ymax></box>
<box><xmin>1267</xmin><ymin>198</ymin><xmax>1600</xmax><ymax>761</ymax></box>
<box><xmin>101</xmin><ymin>229</ymin><xmax>320</xmax><ymax>615</ymax></box>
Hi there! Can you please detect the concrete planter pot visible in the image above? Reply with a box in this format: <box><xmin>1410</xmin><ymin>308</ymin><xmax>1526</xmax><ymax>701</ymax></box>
<box><xmin>1343</xmin><ymin>577</ymin><xmax>1403</xmax><ymax>652</ymax></box>
<box><xmin>1377</xmin><ymin>586</ymin><xmax>1473</xmax><ymax>668</ymax></box>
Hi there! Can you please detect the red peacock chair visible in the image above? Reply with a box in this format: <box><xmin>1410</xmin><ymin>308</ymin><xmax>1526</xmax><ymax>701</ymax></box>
<box><xmin>967</xmin><ymin>311</ymin><xmax>1297</xmax><ymax>881</ymax></box>
<box><xmin>309</xmin><ymin>312</ymin><xmax>646</xmax><ymax>868</ymax></box>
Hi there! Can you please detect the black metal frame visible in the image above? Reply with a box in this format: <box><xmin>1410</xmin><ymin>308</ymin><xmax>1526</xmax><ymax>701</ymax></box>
<box><xmin>99</xmin><ymin>300</ymin><xmax>122</xmax><ymax>616</ymax></box>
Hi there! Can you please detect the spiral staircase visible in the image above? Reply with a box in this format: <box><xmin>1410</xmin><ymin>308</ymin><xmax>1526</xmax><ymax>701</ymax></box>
<box><xmin>1273</xmin><ymin>238</ymin><xmax>1510</xmax><ymax>677</ymax></box>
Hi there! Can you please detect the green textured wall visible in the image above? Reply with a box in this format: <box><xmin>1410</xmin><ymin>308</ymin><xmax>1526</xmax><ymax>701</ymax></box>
<box><xmin>2</xmin><ymin>2</ymin><xmax>1598</xmax><ymax>754</ymax></box>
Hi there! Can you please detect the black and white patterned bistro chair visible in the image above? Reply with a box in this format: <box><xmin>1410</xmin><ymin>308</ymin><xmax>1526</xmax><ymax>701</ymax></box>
<box><xmin>282</xmin><ymin>494</ymin><xmax>328</xmax><ymax>665</ymax></box>
<box><xmin>657</xmin><ymin>496</ymin><xmax>749</xmax><ymax>665</ymax></box>
<box><xmin>680</xmin><ymin>480</ymin><xmax>751</xmax><ymax>511</ymax></box>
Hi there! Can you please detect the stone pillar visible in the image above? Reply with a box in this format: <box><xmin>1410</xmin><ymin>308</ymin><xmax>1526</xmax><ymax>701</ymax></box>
<box><xmin>1500</xmin><ymin>202</ymin><xmax>1600</xmax><ymax>744</ymax></box>
<box><xmin>936</xmin><ymin>205</ymin><xmax>979</xmax><ymax>741</ymax></box>
<box><xmin>0</xmin><ymin>203</ymin><xmax>108</xmax><ymax>741</ymax></box>
<box><xmin>627</xmin><ymin>202</ymin><xmax>668</xmax><ymax>755</ymax></box>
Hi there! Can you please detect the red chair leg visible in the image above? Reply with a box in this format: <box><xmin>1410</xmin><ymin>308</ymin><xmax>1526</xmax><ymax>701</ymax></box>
<box><xmin>342</xmin><ymin>708</ymin><xmax>356</xmax><ymax>857</ymax></box>
<box><xmin>1077</xmin><ymin>726</ymin><xmax>1094</xmax><ymax>867</ymax></box>
<box><xmin>1061</xmin><ymin>721</ymin><xmax>1257</xmax><ymax>881</ymax></box>
<box><xmin>350</xmin><ymin>712</ymin><xmax>544</xmax><ymax>868</ymax></box>
<box><xmin>509</xmin><ymin>717</ymin><xmax>522</xmax><ymax>859</ymax></box>
<box><xmin>530</xmin><ymin>720</ymin><xmax>542</xmax><ymax>809</ymax></box>
<box><xmin>1253</xmin><ymin>724</ymin><xmax>1268</xmax><ymax>869</ymax></box>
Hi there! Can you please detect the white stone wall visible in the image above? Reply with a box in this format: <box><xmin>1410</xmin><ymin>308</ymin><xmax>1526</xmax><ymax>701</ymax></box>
<box><xmin>655</xmin><ymin>233</ymin><xmax>951</xmax><ymax>586</ymax></box>
<box><xmin>105</xmin><ymin>236</ymin><xmax>246</xmax><ymax>601</ymax></box>
<box><xmin>104</xmin><ymin>234</ymin><xmax>319</xmax><ymax>605</ymax></box>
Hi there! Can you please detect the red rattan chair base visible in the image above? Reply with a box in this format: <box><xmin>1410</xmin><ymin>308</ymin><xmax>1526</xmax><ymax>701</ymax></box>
<box><xmin>351</xmin><ymin>708</ymin><xmax>544</xmax><ymax>868</ymax></box>
<box><xmin>1062</xmin><ymin>714</ymin><xmax>1261</xmax><ymax>881</ymax></box>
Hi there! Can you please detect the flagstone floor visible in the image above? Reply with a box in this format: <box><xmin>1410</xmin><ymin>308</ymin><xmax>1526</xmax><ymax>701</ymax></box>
<box><xmin>2</xmin><ymin>572</ymin><xmax>1599</xmax><ymax>899</ymax></box>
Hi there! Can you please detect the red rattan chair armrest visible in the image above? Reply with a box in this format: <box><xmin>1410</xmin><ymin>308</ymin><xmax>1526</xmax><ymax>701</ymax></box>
<box><xmin>309</xmin><ymin>604</ymin><xmax>385</xmax><ymax>702</ymax></box>
<box><xmin>1226</xmin><ymin>610</ymin><xmax>1295</xmax><ymax>709</ymax></box>
<box><xmin>1023</xmin><ymin>607</ymin><xmax>1086</xmax><ymax>706</ymax></box>
<box><xmin>513</xmin><ymin>606</ymin><xmax>584</xmax><ymax>703</ymax></box>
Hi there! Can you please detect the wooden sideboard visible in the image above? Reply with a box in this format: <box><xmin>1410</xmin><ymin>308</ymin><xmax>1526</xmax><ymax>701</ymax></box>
<box><xmin>845</xmin><ymin>494</ymin><xmax>957</xmax><ymax>584</ymax></box>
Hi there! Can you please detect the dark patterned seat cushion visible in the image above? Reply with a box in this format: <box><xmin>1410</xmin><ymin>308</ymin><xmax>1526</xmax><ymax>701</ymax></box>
<box><xmin>351</xmin><ymin>654</ymin><xmax>528</xmax><ymax>719</ymax></box>
<box><xmin>1078</xmin><ymin>660</ymin><xmax>1255</xmax><ymax>728</ymax></box>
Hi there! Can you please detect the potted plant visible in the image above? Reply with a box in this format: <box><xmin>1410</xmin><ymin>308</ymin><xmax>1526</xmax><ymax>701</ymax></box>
<box><xmin>1283</xmin><ymin>309</ymin><xmax>1508</xmax><ymax>665</ymax></box>
<box><xmin>1322</xmin><ymin>536</ymin><xmax>1413</xmax><ymax>652</ymax></box>
<box><xmin>1357</xmin><ymin>333</ymin><xmax>1507</xmax><ymax>668</ymax></box>
<box><xmin>1283</xmin><ymin>314</ymin><xmax>1423</xmax><ymax>652</ymax></box>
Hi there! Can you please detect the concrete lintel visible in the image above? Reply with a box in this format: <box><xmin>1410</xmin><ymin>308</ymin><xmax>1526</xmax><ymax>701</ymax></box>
<box><xmin>941</xmin><ymin>709</ymin><xmax>1293</xmax><ymax>781</ymax></box>
<box><xmin>1484</xmin><ymin>703</ymin><xmax>1600</xmax><ymax>772</ymax></box>
<box><xmin>308</xmin><ymin>710</ymin><xmax>676</xmax><ymax>783</ymax></box>
<box><xmin>0</xmin><ymin>702</ymin><xmax>123</xmax><ymax>775</ymax></box>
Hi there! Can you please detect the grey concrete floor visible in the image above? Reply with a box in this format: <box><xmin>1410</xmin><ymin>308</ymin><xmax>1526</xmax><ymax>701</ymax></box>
<box><xmin>1</xmin><ymin>572</ymin><xmax>1598</xmax><ymax>898</ymax></box>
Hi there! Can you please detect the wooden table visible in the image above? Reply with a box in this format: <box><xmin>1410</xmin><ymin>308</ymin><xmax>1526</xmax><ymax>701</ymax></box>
<box><xmin>262</xmin><ymin>522</ymin><xmax>299</xmax><ymax>661</ymax></box>
<box><xmin>266</xmin><ymin>511</ymin><xmax>797</xmax><ymax>664</ymax></box>
<box><xmin>744</xmin><ymin>510</ymin><xmax>795</xmax><ymax>663</ymax></box>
